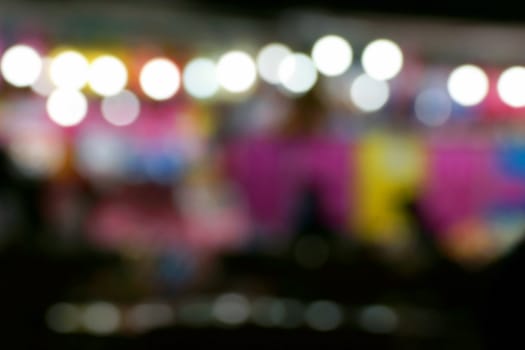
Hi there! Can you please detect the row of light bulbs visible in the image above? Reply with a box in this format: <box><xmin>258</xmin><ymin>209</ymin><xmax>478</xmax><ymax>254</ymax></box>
<box><xmin>0</xmin><ymin>36</ymin><xmax>402</xmax><ymax>98</ymax></box>
<box><xmin>1</xmin><ymin>35</ymin><xmax>524</xmax><ymax>128</ymax></box>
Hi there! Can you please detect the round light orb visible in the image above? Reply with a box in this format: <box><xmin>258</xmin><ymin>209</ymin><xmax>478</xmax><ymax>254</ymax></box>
<box><xmin>361</xmin><ymin>39</ymin><xmax>403</xmax><ymax>81</ymax></box>
<box><xmin>88</xmin><ymin>55</ymin><xmax>128</xmax><ymax>97</ymax></box>
<box><xmin>50</xmin><ymin>50</ymin><xmax>90</xmax><ymax>90</ymax></box>
<box><xmin>101</xmin><ymin>89</ymin><xmax>140</xmax><ymax>126</ymax></box>
<box><xmin>498</xmin><ymin>66</ymin><xmax>525</xmax><ymax>107</ymax></box>
<box><xmin>311</xmin><ymin>35</ymin><xmax>353</xmax><ymax>76</ymax></box>
<box><xmin>140</xmin><ymin>58</ymin><xmax>181</xmax><ymax>100</ymax></box>
<box><xmin>1</xmin><ymin>44</ymin><xmax>42</xmax><ymax>87</ymax></box>
<box><xmin>46</xmin><ymin>89</ymin><xmax>88</xmax><ymax>127</ymax></box>
<box><xmin>216</xmin><ymin>51</ymin><xmax>257</xmax><ymax>93</ymax></box>
<box><xmin>447</xmin><ymin>64</ymin><xmax>489</xmax><ymax>106</ymax></box>
<box><xmin>183</xmin><ymin>57</ymin><xmax>219</xmax><ymax>99</ymax></box>
<box><xmin>350</xmin><ymin>73</ymin><xmax>390</xmax><ymax>112</ymax></box>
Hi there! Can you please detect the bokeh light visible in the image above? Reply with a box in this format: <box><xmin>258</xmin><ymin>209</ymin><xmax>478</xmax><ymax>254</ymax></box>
<box><xmin>46</xmin><ymin>303</ymin><xmax>82</xmax><ymax>333</ymax></box>
<box><xmin>216</xmin><ymin>51</ymin><xmax>257</xmax><ymax>93</ymax></box>
<box><xmin>46</xmin><ymin>89</ymin><xmax>88</xmax><ymax>127</ymax></box>
<box><xmin>278</xmin><ymin>53</ymin><xmax>318</xmax><ymax>94</ymax></box>
<box><xmin>361</xmin><ymin>39</ymin><xmax>403</xmax><ymax>81</ymax></box>
<box><xmin>350</xmin><ymin>73</ymin><xmax>390</xmax><ymax>112</ymax></box>
<box><xmin>212</xmin><ymin>293</ymin><xmax>250</xmax><ymax>326</ymax></box>
<box><xmin>49</xmin><ymin>50</ymin><xmax>90</xmax><ymax>90</ymax></box>
<box><xmin>414</xmin><ymin>88</ymin><xmax>452</xmax><ymax>126</ymax></box>
<box><xmin>101</xmin><ymin>89</ymin><xmax>140</xmax><ymax>126</ymax></box>
<box><xmin>311</xmin><ymin>35</ymin><xmax>353</xmax><ymax>76</ymax></box>
<box><xmin>8</xmin><ymin>133</ymin><xmax>66</xmax><ymax>178</ymax></box>
<box><xmin>447</xmin><ymin>64</ymin><xmax>489</xmax><ymax>106</ymax></box>
<box><xmin>140</xmin><ymin>58</ymin><xmax>181</xmax><ymax>100</ymax></box>
<box><xmin>257</xmin><ymin>43</ymin><xmax>292</xmax><ymax>84</ymax></box>
<box><xmin>305</xmin><ymin>301</ymin><xmax>343</xmax><ymax>331</ymax></box>
<box><xmin>88</xmin><ymin>55</ymin><xmax>128</xmax><ymax>97</ymax></box>
<box><xmin>127</xmin><ymin>303</ymin><xmax>174</xmax><ymax>332</ymax></box>
<box><xmin>497</xmin><ymin>66</ymin><xmax>525</xmax><ymax>107</ymax></box>
<box><xmin>358</xmin><ymin>305</ymin><xmax>399</xmax><ymax>334</ymax></box>
<box><xmin>0</xmin><ymin>44</ymin><xmax>42</xmax><ymax>87</ymax></box>
<box><xmin>183</xmin><ymin>57</ymin><xmax>219</xmax><ymax>99</ymax></box>
<box><xmin>81</xmin><ymin>302</ymin><xmax>121</xmax><ymax>335</ymax></box>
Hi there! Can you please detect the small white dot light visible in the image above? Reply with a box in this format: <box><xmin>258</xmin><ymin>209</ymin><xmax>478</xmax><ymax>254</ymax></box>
<box><xmin>183</xmin><ymin>58</ymin><xmax>219</xmax><ymax>99</ymax></box>
<box><xmin>350</xmin><ymin>74</ymin><xmax>390</xmax><ymax>112</ymax></box>
<box><xmin>50</xmin><ymin>50</ymin><xmax>90</xmax><ymax>90</ymax></box>
<box><xmin>278</xmin><ymin>53</ymin><xmax>318</xmax><ymax>94</ymax></box>
<box><xmin>140</xmin><ymin>58</ymin><xmax>181</xmax><ymax>100</ymax></box>
<box><xmin>101</xmin><ymin>89</ymin><xmax>140</xmax><ymax>126</ymax></box>
<box><xmin>498</xmin><ymin>66</ymin><xmax>525</xmax><ymax>108</ymax></box>
<box><xmin>88</xmin><ymin>55</ymin><xmax>128</xmax><ymax>97</ymax></box>
<box><xmin>216</xmin><ymin>51</ymin><xmax>257</xmax><ymax>93</ymax></box>
<box><xmin>257</xmin><ymin>43</ymin><xmax>292</xmax><ymax>84</ymax></box>
<box><xmin>1</xmin><ymin>44</ymin><xmax>42</xmax><ymax>87</ymax></box>
<box><xmin>47</xmin><ymin>89</ymin><xmax>88</xmax><ymax>127</ymax></box>
<box><xmin>361</xmin><ymin>39</ymin><xmax>403</xmax><ymax>81</ymax></box>
<box><xmin>311</xmin><ymin>35</ymin><xmax>353</xmax><ymax>76</ymax></box>
<box><xmin>447</xmin><ymin>64</ymin><xmax>489</xmax><ymax>106</ymax></box>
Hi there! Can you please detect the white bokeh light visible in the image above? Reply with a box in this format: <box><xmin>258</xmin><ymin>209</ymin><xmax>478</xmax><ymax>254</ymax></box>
<box><xmin>414</xmin><ymin>88</ymin><xmax>452</xmax><ymax>126</ymax></box>
<box><xmin>46</xmin><ymin>89</ymin><xmax>88</xmax><ymax>127</ymax></box>
<box><xmin>350</xmin><ymin>74</ymin><xmax>390</xmax><ymax>112</ymax></box>
<box><xmin>216</xmin><ymin>51</ymin><xmax>257</xmax><ymax>93</ymax></box>
<box><xmin>498</xmin><ymin>66</ymin><xmax>525</xmax><ymax>108</ymax></box>
<box><xmin>1</xmin><ymin>44</ymin><xmax>42</xmax><ymax>87</ymax></box>
<box><xmin>361</xmin><ymin>39</ymin><xmax>403</xmax><ymax>81</ymax></box>
<box><xmin>82</xmin><ymin>302</ymin><xmax>121</xmax><ymax>335</ymax></box>
<box><xmin>183</xmin><ymin>58</ymin><xmax>219</xmax><ymax>99</ymax></box>
<box><xmin>311</xmin><ymin>35</ymin><xmax>353</xmax><ymax>76</ymax></box>
<box><xmin>278</xmin><ymin>53</ymin><xmax>318</xmax><ymax>94</ymax></box>
<box><xmin>140</xmin><ymin>58</ymin><xmax>181</xmax><ymax>100</ymax></box>
<box><xmin>447</xmin><ymin>64</ymin><xmax>489</xmax><ymax>106</ymax></box>
<box><xmin>257</xmin><ymin>43</ymin><xmax>292</xmax><ymax>84</ymax></box>
<box><xmin>101</xmin><ymin>90</ymin><xmax>140</xmax><ymax>126</ymax></box>
<box><xmin>88</xmin><ymin>55</ymin><xmax>128</xmax><ymax>97</ymax></box>
<box><xmin>31</xmin><ymin>58</ymin><xmax>54</xmax><ymax>96</ymax></box>
<box><xmin>50</xmin><ymin>50</ymin><xmax>90</xmax><ymax>90</ymax></box>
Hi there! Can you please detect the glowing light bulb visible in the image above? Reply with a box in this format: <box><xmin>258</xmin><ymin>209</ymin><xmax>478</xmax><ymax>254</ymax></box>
<box><xmin>140</xmin><ymin>58</ymin><xmax>180</xmax><ymax>100</ymax></box>
<box><xmin>1</xmin><ymin>44</ymin><xmax>42</xmax><ymax>87</ymax></box>
<box><xmin>350</xmin><ymin>74</ymin><xmax>390</xmax><ymax>112</ymax></box>
<box><xmin>361</xmin><ymin>39</ymin><xmax>403</xmax><ymax>81</ymax></box>
<box><xmin>89</xmin><ymin>55</ymin><xmax>128</xmax><ymax>96</ymax></box>
<box><xmin>311</xmin><ymin>35</ymin><xmax>352</xmax><ymax>76</ymax></box>
<box><xmin>216</xmin><ymin>51</ymin><xmax>257</xmax><ymax>93</ymax></box>
<box><xmin>447</xmin><ymin>64</ymin><xmax>488</xmax><ymax>106</ymax></box>
<box><xmin>46</xmin><ymin>89</ymin><xmax>88</xmax><ymax>127</ymax></box>
<box><xmin>498</xmin><ymin>66</ymin><xmax>525</xmax><ymax>107</ymax></box>
<box><xmin>50</xmin><ymin>50</ymin><xmax>89</xmax><ymax>89</ymax></box>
